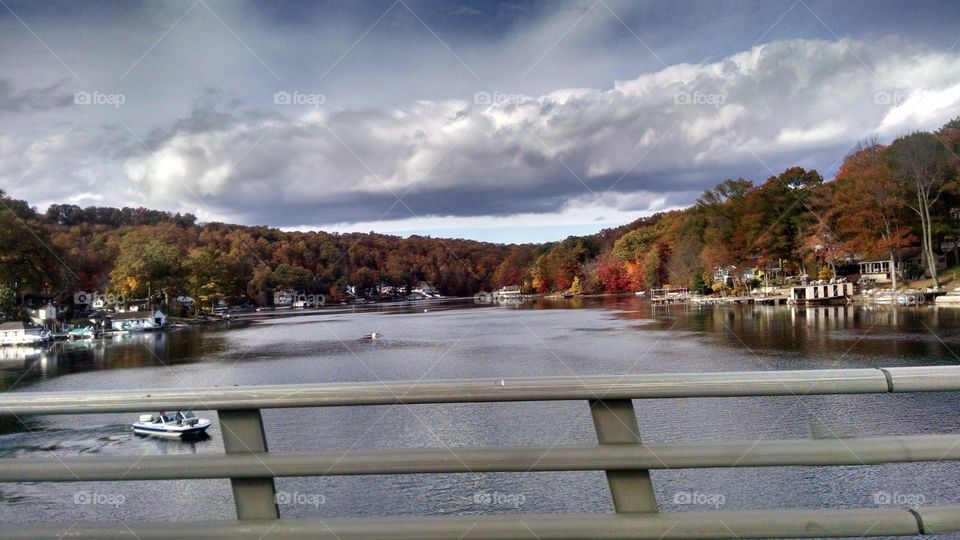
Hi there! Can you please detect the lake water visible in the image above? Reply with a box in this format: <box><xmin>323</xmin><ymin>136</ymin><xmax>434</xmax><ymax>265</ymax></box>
<box><xmin>1</xmin><ymin>297</ymin><xmax>959</xmax><ymax>527</ymax></box>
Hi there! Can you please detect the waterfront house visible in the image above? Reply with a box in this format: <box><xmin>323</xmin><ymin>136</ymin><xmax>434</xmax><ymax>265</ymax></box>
<box><xmin>377</xmin><ymin>283</ymin><xmax>399</xmax><ymax>296</ymax></box>
<box><xmin>108</xmin><ymin>310</ymin><xmax>166</xmax><ymax>332</ymax></box>
<box><xmin>493</xmin><ymin>285</ymin><xmax>522</xmax><ymax>299</ymax></box>
<box><xmin>713</xmin><ymin>266</ymin><xmax>736</xmax><ymax>288</ymax></box>
<box><xmin>27</xmin><ymin>303</ymin><xmax>59</xmax><ymax>327</ymax></box>
<box><xmin>412</xmin><ymin>282</ymin><xmax>441</xmax><ymax>298</ymax></box>
<box><xmin>0</xmin><ymin>322</ymin><xmax>48</xmax><ymax>346</ymax></box>
<box><xmin>858</xmin><ymin>260</ymin><xmax>901</xmax><ymax>284</ymax></box>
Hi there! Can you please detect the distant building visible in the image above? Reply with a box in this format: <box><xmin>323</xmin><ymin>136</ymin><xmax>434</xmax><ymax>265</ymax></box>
<box><xmin>858</xmin><ymin>260</ymin><xmax>900</xmax><ymax>284</ymax></box>
<box><xmin>412</xmin><ymin>282</ymin><xmax>441</xmax><ymax>298</ymax></box>
<box><xmin>27</xmin><ymin>303</ymin><xmax>59</xmax><ymax>327</ymax></box>
<box><xmin>789</xmin><ymin>282</ymin><xmax>854</xmax><ymax>305</ymax></box>
<box><xmin>273</xmin><ymin>291</ymin><xmax>294</xmax><ymax>307</ymax></box>
<box><xmin>493</xmin><ymin>285</ymin><xmax>522</xmax><ymax>299</ymax></box>
<box><xmin>109</xmin><ymin>310</ymin><xmax>166</xmax><ymax>331</ymax></box>
<box><xmin>377</xmin><ymin>283</ymin><xmax>398</xmax><ymax>296</ymax></box>
<box><xmin>0</xmin><ymin>322</ymin><xmax>48</xmax><ymax>346</ymax></box>
<box><xmin>713</xmin><ymin>266</ymin><xmax>736</xmax><ymax>287</ymax></box>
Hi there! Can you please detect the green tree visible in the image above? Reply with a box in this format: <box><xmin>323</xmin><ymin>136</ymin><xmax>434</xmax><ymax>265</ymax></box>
<box><xmin>110</xmin><ymin>232</ymin><xmax>185</xmax><ymax>300</ymax></box>
<box><xmin>185</xmin><ymin>248</ymin><xmax>237</xmax><ymax>312</ymax></box>
<box><xmin>0</xmin><ymin>282</ymin><xmax>16</xmax><ymax>320</ymax></box>
<box><xmin>0</xmin><ymin>197</ymin><xmax>67</xmax><ymax>293</ymax></box>
<box><xmin>274</xmin><ymin>263</ymin><xmax>313</xmax><ymax>291</ymax></box>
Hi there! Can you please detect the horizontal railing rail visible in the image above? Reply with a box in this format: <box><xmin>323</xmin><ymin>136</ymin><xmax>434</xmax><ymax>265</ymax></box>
<box><xmin>0</xmin><ymin>365</ymin><xmax>958</xmax><ymax>539</ymax></box>
<box><xmin>2</xmin><ymin>435</ymin><xmax>960</xmax><ymax>482</ymax></box>
<box><xmin>3</xmin><ymin>366</ymin><xmax>960</xmax><ymax>415</ymax></box>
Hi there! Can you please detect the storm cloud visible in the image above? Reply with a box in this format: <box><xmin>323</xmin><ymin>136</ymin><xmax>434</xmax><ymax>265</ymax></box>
<box><xmin>3</xmin><ymin>1</ymin><xmax>960</xmax><ymax>240</ymax></box>
<box><xmin>119</xmin><ymin>39</ymin><xmax>960</xmax><ymax>227</ymax></box>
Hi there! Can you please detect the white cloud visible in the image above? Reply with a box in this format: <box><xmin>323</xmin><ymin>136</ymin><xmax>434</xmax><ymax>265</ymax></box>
<box><xmin>107</xmin><ymin>39</ymin><xmax>960</xmax><ymax>229</ymax></box>
<box><xmin>4</xmin><ymin>37</ymin><xmax>960</xmax><ymax>241</ymax></box>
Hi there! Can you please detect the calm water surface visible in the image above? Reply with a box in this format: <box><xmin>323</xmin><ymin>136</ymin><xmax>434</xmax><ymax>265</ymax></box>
<box><xmin>1</xmin><ymin>297</ymin><xmax>959</xmax><ymax>531</ymax></box>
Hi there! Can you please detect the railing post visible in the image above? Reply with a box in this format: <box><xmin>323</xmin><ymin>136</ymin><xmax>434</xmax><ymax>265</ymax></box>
<box><xmin>589</xmin><ymin>399</ymin><xmax>658</xmax><ymax>513</ymax></box>
<box><xmin>218</xmin><ymin>408</ymin><xmax>279</xmax><ymax>519</ymax></box>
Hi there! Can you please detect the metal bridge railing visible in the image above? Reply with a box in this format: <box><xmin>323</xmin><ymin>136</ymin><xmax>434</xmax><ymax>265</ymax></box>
<box><xmin>1</xmin><ymin>366</ymin><xmax>959</xmax><ymax>539</ymax></box>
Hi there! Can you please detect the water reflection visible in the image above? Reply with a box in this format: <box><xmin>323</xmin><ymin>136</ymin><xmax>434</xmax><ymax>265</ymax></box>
<box><xmin>1</xmin><ymin>298</ymin><xmax>958</xmax><ymax>524</ymax></box>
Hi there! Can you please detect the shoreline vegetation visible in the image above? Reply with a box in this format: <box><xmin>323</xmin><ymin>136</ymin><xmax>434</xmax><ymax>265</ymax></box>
<box><xmin>2</xmin><ymin>119</ymin><xmax>959</xmax><ymax>321</ymax></box>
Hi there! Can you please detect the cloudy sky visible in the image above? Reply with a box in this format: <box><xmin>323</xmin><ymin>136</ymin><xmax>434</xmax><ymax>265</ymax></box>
<box><xmin>3</xmin><ymin>0</ymin><xmax>960</xmax><ymax>242</ymax></box>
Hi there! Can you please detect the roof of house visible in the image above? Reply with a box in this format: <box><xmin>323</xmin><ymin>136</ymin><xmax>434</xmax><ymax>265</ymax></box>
<box><xmin>0</xmin><ymin>322</ymin><xmax>26</xmax><ymax>331</ymax></box>
<box><xmin>110</xmin><ymin>310</ymin><xmax>163</xmax><ymax>320</ymax></box>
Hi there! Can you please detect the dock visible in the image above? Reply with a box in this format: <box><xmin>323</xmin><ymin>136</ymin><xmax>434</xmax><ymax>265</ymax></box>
<box><xmin>692</xmin><ymin>295</ymin><xmax>789</xmax><ymax>306</ymax></box>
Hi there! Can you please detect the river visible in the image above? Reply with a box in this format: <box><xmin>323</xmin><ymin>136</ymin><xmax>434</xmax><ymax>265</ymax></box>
<box><xmin>1</xmin><ymin>297</ymin><xmax>958</xmax><ymax>527</ymax></box>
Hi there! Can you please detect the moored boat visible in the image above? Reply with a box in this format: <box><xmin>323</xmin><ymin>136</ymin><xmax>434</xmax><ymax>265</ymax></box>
<box><xmin>132</xmin><ymin>411</ymin><xmax>211</xmax><ymax>438</ymax></box>
<box><xmin>935</xmin><ymin>287</ymin><xmax>960</xmax><ymax>306</ymax></box>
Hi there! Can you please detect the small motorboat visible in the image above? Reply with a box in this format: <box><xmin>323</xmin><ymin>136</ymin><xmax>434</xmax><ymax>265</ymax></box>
<box><xmin>132</xmin><ymin>411</ymin><xmax>211</xmax><ymax>438</ymax></box>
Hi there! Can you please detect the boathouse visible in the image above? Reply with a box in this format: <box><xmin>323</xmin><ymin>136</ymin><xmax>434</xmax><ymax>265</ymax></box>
<box><xmin>109</xmin><ymin>310</ymin><xmax>166</xmax><ymax>331</ymax></box>
<box><xmin>790</xmin><ymin>282</ymin><xmax>854</xmax><ymax>304</ymax></box>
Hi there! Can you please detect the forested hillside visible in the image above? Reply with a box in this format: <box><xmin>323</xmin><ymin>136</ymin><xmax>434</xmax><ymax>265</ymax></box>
<box><xmin>1</xmin><ymin>118</ymin><xmax>958</xmax><ymax>314</ymax></box>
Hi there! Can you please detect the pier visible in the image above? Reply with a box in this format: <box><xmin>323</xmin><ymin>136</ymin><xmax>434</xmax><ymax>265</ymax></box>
<box><xmin>1</xmin><ymin>366</ymin><xmax>959</xmax><ymax>538</ymax></box>
<box><xmin>692</xmin><ymin>295</ymin><xmax>789</xmax><ymax>306</ymax></box>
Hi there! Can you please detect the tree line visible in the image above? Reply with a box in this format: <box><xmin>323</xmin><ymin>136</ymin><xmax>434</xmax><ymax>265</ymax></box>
<box><xmin>1</xmin><ymin>118</ymin><xmax>958</xmax><ymax>317</ymax></box>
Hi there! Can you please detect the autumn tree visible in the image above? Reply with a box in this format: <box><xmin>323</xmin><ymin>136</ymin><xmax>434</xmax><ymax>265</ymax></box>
<box><xmin>185</xmin><ymin>248</ymin><xmax>239</xmax><ymax>312</ymax></box>
<box><xmin>743</xmin><ymin>167</ymin><xmax>821</xmax><ymax>268</ymax></box>
<box><xmin>889</xmin><ymin>132</ymin><xmax>957</xmax><ymax>286</ymax></box>
<box><xmin>595</xmin><ymin>253</ymin><xmax>630</xmax><ymax>291</ymax></box>
<box><xmin>274</xmin><ymin>263</ymin><xmax>314</xmax><ymax>292</ymax></box>
<box><xmin>109</xmin><ymin>232</ymin><xmax>185</xmax><ymax>302</ymax></box>
<box><xmin>247</xmin><ymin>264</ymin><xmax>278</xmax><ymax>305</ymax></box>
<box><xmin>832</xmin><ymin>142</ymin><xmax>912</xmax><ymax>289</ymax></box>
<box><xmin>696</xmin><ymin>178</ymin><xmax>753</xmax><ymax>274</ymax></box>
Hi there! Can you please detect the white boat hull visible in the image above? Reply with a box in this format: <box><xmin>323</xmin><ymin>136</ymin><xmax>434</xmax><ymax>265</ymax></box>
<box><xmin>132</xmin><ymin>418</ymin><xmax>211</xmax><ymax>438</ymax></box>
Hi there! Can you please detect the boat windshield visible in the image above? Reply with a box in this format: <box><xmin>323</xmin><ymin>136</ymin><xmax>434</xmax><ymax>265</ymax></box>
<box><xmin>183</xmin><ymin>411</ymin><xmax>197</xmax><ymax>419</ymax></box>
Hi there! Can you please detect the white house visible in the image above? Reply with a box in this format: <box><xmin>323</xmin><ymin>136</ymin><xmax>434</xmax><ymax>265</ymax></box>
<box><xmin>493</xmin><ymin>285</ymin><xmax>522</xmax><ymax>299</ymax></box>
<box><xmin>109</xmin><ymin>310</ymin><xmax>166</xmax><ymax>331</ymax></box>
<box><xmin>27</xmin><ymin>303</ymin><xmax>58</xmax><ymax>327</ymax></box>
<box><xmin>0</xmin><ymin>322</ymin><xmax>48</xmax><ymax>346</ymax></box>
<box><xmin>412</xmin><ymin>281</ymin><xmax>441</xmax><ymax>298</ymax></box>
